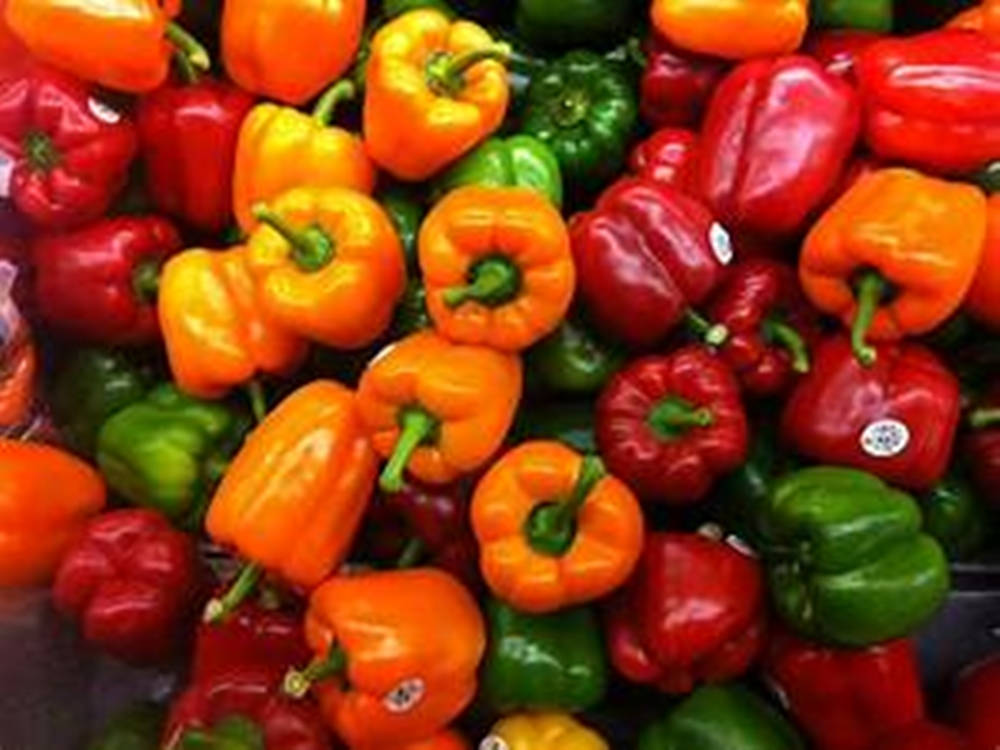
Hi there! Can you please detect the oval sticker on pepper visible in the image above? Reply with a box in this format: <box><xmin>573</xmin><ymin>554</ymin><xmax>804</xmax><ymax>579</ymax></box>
<box><xmin>479</xmin><ymin>736</ymin><xmax>509</xmax><ymax>750</ymax></box>
<box><xmin>860</xmin><ymin>419</ymin><xmax>910</xmax><ymax>458</ymax></box>
<box><xmin>383</xmin><ymin>677</ymin><xmax>425</xmax><ymax>713</ymax></box>
<box><xmin>709</xmin><ymin>222</ymin><xmax>734</xmax><ymax>265</ymax></box>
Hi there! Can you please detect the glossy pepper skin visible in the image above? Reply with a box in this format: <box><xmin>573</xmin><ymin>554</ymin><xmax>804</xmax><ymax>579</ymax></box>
<box><xmin>966</xmin><ymin>384</ymin><xmax>1000</xmax><ymax>507</ymax></box>
<box><xmin>571</xmin><ymin>178</ymin><xmax>733</xmax><ymax>350</ymax></box>
<box><xmin>758</xmin><ymin>467</ymin><xmax>950</xmax><ymax>646</ymax></box>
<box><xmin>814</xmin><ymin>0</ymin><xmax>892</xmax><ymax>31</ymax></box>
<box><xmin>781</xmin><ymin>336</ymin><xmax>961</xmax><ymax>492</ymax></box>
<box><xmin>955</xmin><ymin>655</ymin><xmax>1000</xmax><ymax>750</ymax></box>
<box><xmin>806</xmin><ymin>30</ymin><xmax>886</xmax><ymax>83</ymax></box>
<box><xmin>872</xmin><ymin>723</ymin><xmax>969</xmax><ymax>750</ymax></box>
<box><xmin>481</xmin><ymin>597</ymin><xmax>607</xmax><ymax>713</ymax></box>
<box><xmin>420</xmin><ymin>186</ymin><xmax>574</xmax><ymax>352</ymax></box>
<box><xmin>471</xmin><ymin>441</ymin><xmax>644</xmax><ymax>613</ymax></box>
<box><xmin>513</xmin><ymin>0</ymin><xmax>631</xmax><ymax>48</ymax></box>
<box><xmin>697</xmin><ymin>56</ymin><xmax>860</xmax><ymax>239</ymax></box>
<box><xmin>364</xmin><ymin>9</ymin><xmax>510</xmax><ymax>181</ymax></box>
<box><xmin>596</xmin><ymin>347</ymin><xmax>748</xmax><ymax>505</ymax></box>
<box><xmin>606</xmin><ymin>531</ymin><xmax>766</xmax><ymax>695</ymax></box>
<box><xmin>0</xmin><ymin>438</ymin><xmax>105</xmax><ymax>587</ymax></box>
<box><xmin>629</xmin><ymin>128</ymin><xmax>700</xmax><ymax>191</ymax></box>
<box><xmin>526</xmin><ymin>316</ymin><xmax>624</xmax><ymax>396</ymax></box>
<box><xmin>762</xmin><ymin>630</ymin><xmax>924</xmax><ymax>750</ymax></box>
<box><xmin>0</xmin><ymin>66</ymin><xmax>137</xmax><ymax>229</ymax></box>
<box><xmin>966</xmin><ymin>194</ymin><xmax>1000</xmax><ymax>330</ymax></box>
<box><xmin>640</xmin><ymin>35</ymin><xmax>727</xmax><ymax>129</ymax></box>
<box><xmin>33</xmin><ymin>216</ymin><xmax>181</xmax><ymax>346</ymax></box>
<box><xmin>484</xmin><ymin>713</ymin><xmax>609</xmax><ymax>750</ymax></box>
<box><xmin>52</xmin><ymin>509</ymin><xmax>203</xmax><ymax>665</ymax></box>
<box><xmin>920</xmin><ymin>474</ymin><xmax>989</xmax><ymax>560</ymax></box>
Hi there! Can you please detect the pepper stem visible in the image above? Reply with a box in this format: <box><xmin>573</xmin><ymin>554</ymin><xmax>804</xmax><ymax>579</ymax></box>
<box><xmin>172</xmin><ymin>48</ymin><xmax>199</xmax><ymax>85</ymax></box>
<box><xmin>311</xmin><ymin>80</ymin><xmax>356</xmax><ymax>125</ymax></box>
<box><xmin>851</xmin><ymin>271</ymin><xmax>884</xmax><ymax>367</ymax></box>
<box><xmin>647</xmin><ymin>396</ymin><xmax>714</xmax><ymax>440</ymax></box>
<box><xmin>396</xmin><ymin>537</ymin><xmax>425</xmax><ymax>569</ymax></box>
<box><xmin>252</xmin><ymin>204</ymin><xmax>335</xmax><ymax>272</ymax></box>
<box><xmin>245</xmin><ymin>380</ymin><xmax>267</xmax><ymax>424</ymax></box>
<box><xmin>427</xmin><ymin>44</ymin><xmax>510</xmax><ymax>97</ymax></box>
<box><xmin>976</xmin><ymin>160</ymin><xmax>1000</xmax><ymax>195</ymax></box>
<box><xmin>203</xmin><ymin>563</ymin><xmax>262</xmax><ymax>623</ymax></box>
<box><xmin>684</xmin><ymin>309</ymin><xmax>729</xmax><ymax>347</ymax></box>
<box><xmin>379</xmin><ymin>407</ymin><xmax>439</xmax><ymax>493</ymax></box>
<box><xmin>165</xmin><ymin>22</ymin><xmax>210</xmax><ymax>73</ymax></box>
<box><xmin>442</xmin><ymin>256</ymin><xmax>520</xmax><ymax>309</ymax></box>
<box><xmin>525</xmin><ymin>456</ymin><xmax>606</xmax><ymax>557</ymax></box>
<box><xmin>283</xmin><ymin>646</ymin><xmax>348</xmax><ymax>699</ymax></box>
<box><xmin>131</xmin><ymin>260</ymin><xmax>160</xmax><ymax>305</ymax></box>
<box><xmin>969</xmin><ymin>408</ymin><xmax>1000</xmax><ymax>429</ymax></box>
<box><xmin>22</xmin><ymin>131</ymin><xmax>60</xmax><ymax>172</ymax></box>
<box><xmin>762</xmin><ymin>317</ymin><xmax>809</xmax><ymax>374</ymax></box>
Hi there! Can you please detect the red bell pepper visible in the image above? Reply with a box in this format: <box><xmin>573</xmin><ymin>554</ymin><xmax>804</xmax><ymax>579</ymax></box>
<box><xmin>137</xmin><ymin>75</ymin><xmax>254</xmax><ymax>234</ymax></box>
<box><xmin>954</xmin><ymin>654</ymin><xmax>1000</xmax><ymax>750</ymax></box>
<box><xmin>596</xmin><ymin>346</ymin><xmax>748</xmax><ymax>505</ymax></box>
<box><xmin>806</xmin><ymin>31</ymin><xmax>886</xmax><ymax>83</ymax></box>
<box><xmin>628</xmin><ymin>128</ymin><xmax>700</xmax><ymax>192</ymax></box>
<box><xmin>696</xmin><ymin>55</ymin><xmax>860</xmax><ymax>239</ymax></box>
<box><xmin>763</xmin><ymin>629</ymin><xmax>924</xmax><ymax>750</ymax></box>
<box><xmin>32</xmin><ymin>215</ymin><xmax>181</xmax><ymax>346</ymax></box>
<box><xmin>0</xmin><ymin>64</ymin><xmax>136</xmax><ymax>229</ymax></box>
<box><xmin>872</xmin><ymin>722</ymin><xmax>969</xmax><ymax>750</ymax></box>
<box><xmin>640</xmin><ymin>33</ymin><xmax>728</xmax><ymax>128</ymax></box>
<box><xmin>570</xmin><ymin>177</ymin><xmax>734</xmax><ymax>350</ymax></box>
<box><xmin>605</xmin><ymin>530</ymin><xmax>766</xmax><ymax>695</ymax></box>
<box><xmin>781</xmin><ymin>336</ymin><xmax>961</xmax><ymax>492</ymax></box>
<box><xmin>857</xmin><ymin>30</ymin><xmax>1000</xmax><ymax>175</ymax></box>
<box><xmin>966</xmin><ymin>384</ymin><xmax>1000</xmax><ymax>508</ymax></box>
<box><xmin>51</xmin><ymin>509</ymin><xmax>205</xmax><ymax>665</ymax></box>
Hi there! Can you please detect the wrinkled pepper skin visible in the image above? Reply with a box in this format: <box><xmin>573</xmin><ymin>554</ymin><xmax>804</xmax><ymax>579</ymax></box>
<box><xmin>814</xmin><ymin>0</ymin><xmax>892</xmax><ymax>32</ymax></box>
<box><xmin>697</xmin><ymin>55</ymin><xmax>860</xmax><ymax>239</ymax></box>
<box><xmin>966</xmin><ymin>384</ymin><xmax>1000</xmax><ymax>507</ymax></box>
<box><xmin>870</xmin><ymin>722</ymin><xmax>969</xmax><ymax>750</ymax></box>
<box><xmin>52</xmin><ymin>509</ymin><xmax>203</xmax><ymax>665</ymax></box>
<box><xmin>640</xmin><ymin>35</ymin><xmax>727</xmax><ymax>129</ymax></box>
<box><xmin>955</xmin><ymin>655</ymin><xmax>1000</xmax><ymax>750</ymax></box>
<box><xmin>0</xmin><ymin>66</ymin><xmax>137</xmax><ymax>229</ymax></box>
<box><xmin>628</xmin><ymin>128</ymin><xmax>700</xmax><ymax>191</ymax></box>
<box><xmin>526</xmin><ymin>316</ymin><xmax>624</xmax><ymax>395</ymax></box>
<box><xmin>920</xmin><ymin>474</ymin><xmax>989</xmax><ymax>561</ymax></box>
<box><xmin>758</xmin><ymin>467</ymin><xmax>950</xmax><ymax>646</ymax></box>
<box><xmin>966</xmin><ymin>195</ymin><xmax>1000</xmax><ymax>330</ymax></box>
<box><xmin>514</xmin><ymin>0</ymin><xmax>631</xmax><ymax>48</ymax></box>
<box><xmin>484</xmin><ymin>713</ymin><xmax>609</xmax><ymax>750</ymax></box>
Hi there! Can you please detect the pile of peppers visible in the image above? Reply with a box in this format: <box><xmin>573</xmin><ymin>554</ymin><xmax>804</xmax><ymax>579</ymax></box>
<box><xmin>3</xmin><ymin>0</ymin><xmax>1000</xmax><ymax>748</ymax></box>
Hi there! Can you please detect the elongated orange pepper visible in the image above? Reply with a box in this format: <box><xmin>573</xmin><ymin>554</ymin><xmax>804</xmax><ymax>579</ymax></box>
<box><xmin>471</xmin><ymin>441</ymin><xmax>643</xmax><ymax>614</ymax></box>
<box><xmin>247</xmin><ymin>187</ymin><xmax>406</xmax><ymax>349</ymax></box>
<box><xmin>4</xmin><ymin>0</ymin><xmax>208</xmax><ymax>93</ymax></box>
<box><xmin>650</xmin><ymin>0</ymin><xmax>808</xmax><ymax>60</ymax></box>
<box><xmin>282</xmin><ymin>568</ymin><xmax>484</xmax><ymax>749</ymax></box>
<box><xmin>420</xmin><ymin>186</ymin><xmax>575</xmax><ymax>352</ymax></box>
<box><xmin>232</xmin><ymin>81</ymin><xmax>376</xmax><ymax>233</ymax></box>
<box><xmin>159</xmin><ymin>246</ymin><xmax>307</xmax><ymax>399</ymax></box>
<box><xmin>949</xmin><ymin>0</ymin><xmax>1000</xmax><ymax>41</ymax></box>
<box><xmin>356</xmin><ymin>330</ymin><xmax>522</xmax><ymax>492</ymax></box>
<box><xmin>0</xmin><ymin>439</ymin><xmax>105</xmax><ymax>587</ymax></box>
<box><xmin>364</xmin><ymin>9</ymin><xmax>510</xmax><ymax>180</ymax></box>
<box><xmin>800</xmin><ymin>168</ymin><xmax>986</xmax><ymax>365</ymax></box>
<box><xmin>967</xmin><ymin>195</ymin><xmax>1000</xmax><ymax>330</ymax></box>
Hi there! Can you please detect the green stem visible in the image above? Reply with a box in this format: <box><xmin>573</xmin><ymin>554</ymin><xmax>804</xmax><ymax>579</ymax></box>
<box><xmin>22</xmin><ymin>131</ymin><xmax>60</xmax><ymax>172</ymax></box>
<box><xmin>203</xmin><ymin>563</ymin><xmax>262</xmax><ymax>623</ymax></box>
<box><xmin>396</xmin><ymin>537</ymin><xmax>425</xmax><ymax>569</ymax></box>
<box><xmin>647</xmin><ymin>396</ymin><xmax>714</xmax><ymax>441</ymax></box>
<box><xmin>762</xmin><ymin>317</ymin><xmax>809</xmax><ymax>374</ymax></box>
<box><xmin>684</xmin><ymin>309</ymin><xmax>729</xmax><ymax>347</ymax></box>
<box><xmin>311</xmin><ymin>80</ymin><xmax>356</xmax><ymax>125</ymax></box>
<box><xmin>165</xmin><ymin>22</ymin><xmax>210</xmax><ymax>73</ymax></box>
<box><xmin>525</xmin><ymin>456</ymin><xmax>605</xmax><ymax>557</ymax></box>
<box><xmin>379</xmin><ymin>407</ymin><xmax>439</xmax><ymax>493</ymax></box>
<box><xmin>442</xmin><ymin>256</ymin><xmax>520</xmax><ymax>309</ymax></box>
<box><xmin>851</xmin><ymin>271</ymin><xmax>885</xmax><ymax>367</ymax></box>
<box><xmin>283</xmin><ymin>646</ymin><xmax>348</xmax><ymax>699</ymax></box>
<box><xmin>969</xmin><ymin>407</ymin><xmax>1000</xmax><ymax>429</ymax></box>
<box><xmin>552</xmin><ymin>88</ymin><xmax>589</xmax><ymax>128</ymax></box>
<box><xmin>245</xmin><ymin>380</ymin><xmax>267</xmax><ymax>424</ymax></box>
<box><xmin>131</xmin><ymin>260</ymin><xmax>160</xmax><ymax>305</ymax></box>
<box><xmin>172</xmin><ymin>48</ymin><xmax>199</xmax><ymax>85</ymax></box>
<box><xmin>252</xmin><ymin>204</ymin><xmax>335</xmax><ymax>272</ymax></box>
<box><xmin>976</xmin><ymin>160</ymin><xmax>1000</xmax><ymax>195</ymax></box>
<box><xmin>426</xmin><ymin>44</ymin><xmax>510</xmax><ymax>97</ymax></box>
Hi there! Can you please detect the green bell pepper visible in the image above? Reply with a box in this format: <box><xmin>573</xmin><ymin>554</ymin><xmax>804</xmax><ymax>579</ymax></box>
<box><xmin>521</xmin><ymin>50</ymin><xmax>637</xmax><ymax>193</ymax></box>
<box><xmin>378</xmin><ymin>186</ymin><xmax>424</xmax><ymax>272</ymax></box>
<box><xmin>87</xmin><ymin>702</ymin><xmax>164</xmax><ymax>750</ymax></box>
<box><xmin>759</xmin><ymin>466</ymin><xmax>950</xmax><ymax>646</ymax></box>
<box><xmin>638</xmin><ymin>685</ymin><xmax>805</xmax><ymax>750</ymax></box>
<box><xmin>525</xmin><ymin>316</ymin><xmax>623</xmax><ymax>394</ymax></box>
<box><xmin>96</xmin><ymin>384</ymin><xmax>250</xmax><ymax>527</ymax></box>
<box><xmin>813</xmin><ymin>0</ymin><xmax>893</xmax><ymax>32</ymax></box>
<box><xmin>392</xmin><ymin>279</ymin><xmax>432</xmax><ymax>337</ymax></box>
<box><xmin>175</xmin><ymin>716</ymin><xmax>263</xmax><ymax>750</ymax></box>
<box><xmin>511</xmin><ymin>401</ymin><xmax>595</xmax><ymax>454</ymax></box>
<box><xmin>480</xmin><ymin>597</ymin><xmax>607</xmax><ymax>713</ymax></box>
<box><xmin>515</xmin><ymin>0</ymin><xmax>633</xmax><ymax>49</ymax></box>
<box><xmin>921</xmin><ymin>473</ymin><xmax>989</xmax><ymax>561</ymax></box>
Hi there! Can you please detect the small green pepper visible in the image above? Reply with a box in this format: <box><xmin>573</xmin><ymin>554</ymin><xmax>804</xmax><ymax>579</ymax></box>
<box><xmin>526</xmin><ymin>316</ymin><xmax>623</xmax><ymax>394</ymax></box>
<box><xmin>378</xmin><ymin>186</ymin><xmax>424</xmax><ymax>272</ymax></box>
<box><xmin>813</xmin><ymin>0</ymin><xmax>893</xmax><ymax>32</ymax></box>
<box><xmin>921</xmin><ymin>473</ymin><xmax>990</xmax><ymax>561</ymax></box>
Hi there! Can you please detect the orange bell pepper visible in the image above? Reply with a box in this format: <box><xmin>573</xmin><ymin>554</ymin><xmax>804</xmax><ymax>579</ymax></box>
<box><xmin>159</xmin><ymin>246</ymin><xmax>307</xmax><ymax>399</ymax></box>
<box><xmin>232</xmin><ymin>80</ymin><xmax>376</xmax><ymax>233</ymax></box>
<box><xmin>223</xmin><ymin>0</ymin><xmax>364</xmax><ymax>105</ymax></box>
<box><xmin>4</xmin><ymin>0</ymin><xmax>208</xmax><ymax>93</ymax></box>
<box><xmin>0</xmin><ymin>0</ymin><xmax>26</xmax><ymax>73</ymax></box>
<box><xmin>470</xmin><ymin>441</ymin><xmax>644</xmax><ymax>614</ymax></box>
<box><xmin>0</xmin><ymin>439</ymin><xmax>105</xmax><ymax>587</ymax></box>
<box><xmin>283</xmin><ymin>568</ymin><xmax>484</xmax><ymax>749</ymax></box>
<box><xmin>356</xmin><ymin>330</ymin><xmax>522</xmax><ymax>492</ymax></box>
<box><xmin>800</xmin><ymin>168</ymin><xmax>986</xmax><ymax>365</ymax></box>
<box><xmin>650</xmin><ymin>0</ymin><xmax>808</xmax><ymax>60</ymax></box>
<box><xmin>967</xmin><ymin>195</ymin><xmax>1000</xmax><ymax>329</ymax></box>
<box><xmin>364</xmin><ymin>9</ymin><xmax>510</xmax><ymax>180</ymax></box>
<box><xmin>247</xmin><ymin>187</ymin><xmax>406</xmax><ymax>349</ymax></box>
<box><xmin>949</xmin><ymin>0</ymin><xmax>1000</xmax><ymax>41</ymax></box>
<box><xmin>420</xmin><ymin>186</ymin><xmax>575</xmax><ymax>352</ymax></box>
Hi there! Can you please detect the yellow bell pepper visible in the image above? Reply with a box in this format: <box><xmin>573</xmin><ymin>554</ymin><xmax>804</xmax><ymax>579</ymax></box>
<box><xmin>482</xmin><ymin>713</ymin><xmax>609</xmax><ymax>750</ymax></box>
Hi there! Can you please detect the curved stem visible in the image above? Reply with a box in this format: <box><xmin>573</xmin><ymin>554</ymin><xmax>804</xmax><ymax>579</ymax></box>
<box><xmin>647</xmin><ymin>396</ymin><xmax>714</xmax><ymax>441</ymax></box>
<box><xmin>283</xmin><ymin>646</ymin><xmax>347</xmax><ymax>699</ymax></box>
<box><xmin>311</xmin><ymin>80</ymin><xmax>356</xmax><ymax>125</ymax></box>
<box><xmin>172</xmin><ymin>48</ymin><xmax>199</xmax><ymax>85</ymax></box>
<box><xmin>442</xmin><ymin>256</ymin><xmax>520</xmax><ymax>309</ymax></box>
<box><xmin>131</xmin><ymin>260</ymin><xmax>160</xmax><ymax>305</ymax></box>
<box><xmin>203</xmin><ymin>563</ymin><xmax>262</xmax><ymax>623</ymax></box>
<box><xmin>851</xmin><ymin>271</ymin><xmax>884</xmax><ymax>367</ymax></box>
<box><xmin>427</xmin><ymin>44</ymin><xmax>510</xmax><ymax>97</ymax></box>
<box><xmin>395</xmin><ymin>536</ymin><xmax>425</xmax><ymax>569</ymax></box>
<box><xmin>969</xmin><ymin>407</ymin><xmax>1000</xmax><ymax>429</ymax></box>
<box><xmin>525</xmin><ymin>456</ymin><xmax>606</xmax><ymax>556</ymax></box>
<box><xmin>165</xmin><ymin>22</ymin><xmax>210</xmax><ymax>73</ymax></box>
<box><xmin>245</xmin><ymin>380</ymin><xmax>267</xmax><ymax>424</ymax></box>
<box><xmin>379</xmin><ymin>407</ymin><xmax>439</xmax><ymax>493</ymax></box>
<box><xmin>762</xmin><ymin>317</ymin><xmax>809</xmax><ymax>374</ymax></box>
<box><xmin>684</xmin><ymin>309</ymin><xmax>729</xmax><ymax>347</ymax></box>
<box><xmin>252</xmin><ymin>204</ymin><xmax>335</xmax><ymax>272</ymax></box>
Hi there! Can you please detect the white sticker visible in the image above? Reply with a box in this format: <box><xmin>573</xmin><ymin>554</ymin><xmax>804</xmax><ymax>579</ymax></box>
<box><xmin>709</xmin><ymin>222</ymin><xmax>733</xmax><ymax>266</ymax></box>
<box><xmin>87</xmin><ymin>97</ymin><xmax>122</xmax><ymax>125</ymax></box>
<box><xmin>479</xmin><ymin>736</ymin><xmax>509</xmax><ymax>750</ymax></box>
<box><xmin>383</xmin><ymin>677</ymin><xmax>424</xmax><ymax>713</ymax></box>
<box><xmin>0</xmin><ymin>150</ymin><xmax>13</xmax><ymax>198</ymax></box>
<box><xmin>726</xmin><ymin>534</ymin><xmax>758</xmax><ymax>559</ymax></box>
<box><xmin>860</xmin><ymin>419</ymin><xmax>910</xmax><ymax>458</ymax></box>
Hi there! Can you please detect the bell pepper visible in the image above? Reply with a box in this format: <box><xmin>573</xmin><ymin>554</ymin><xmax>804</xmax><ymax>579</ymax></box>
<box><xmin>806</xmin><ymin>30</ymin><xmax>886</xmax><ymax>82</ymax></box>
<box><xmin>814</xmin><ymin>0</ymin><xmax>892</xmax><ymax>32</ymax></box>
<box><xmin>955</xmin><ymin>655</ymin><xmax>1000</xmax><ymax>750</ymax></box>
<box><xmin>482</xmin><ymin>713</ymin><xmax>609</xmax><ymax>750</ymax></box>
<box><xmin>521</xmin><ymin>50</ymin><xmax>637</xmax><ymax>191</ymax></box>
<box><xmin>394</xmin><ymin>731</ymin><xmax>468</xmax><ymax>750</ymax></box>
<box><xmin>781</xmin><ymin>336</ymin><xmax>961</xmax><ymax>492</ymax></box>
<box><xmin>966</xmin><ymin>195</ymin><xmax>1000</xmax><ymax>330</ymax></box>
<box><xmin>638</xmin><ymin>684</ymin><xmax>806</xmax><ymax>750</ymax></box>
<box><xmin>640</xmin><ymin>35</ymin><xmax>728</xmax><ymax>129</ymax></box>
<box><xmin>628</xmin><ymin>128</ymin><xmax>700</xmax><ymax>191</ymax></box>
<box><xmin>481</xmin><ymin>597</ymin><xmax>607</xmax><ymax>713</ymax></box>
<box><xmin>137</xmin><ymin>75</ymin><xmax>254</xmax><ymax>234</ymax></box>
<box><xmin>4</xmin><ymin>0</ymin><xmax>208</xmax><ymax>93</ymax></box>
<box><xmin>513</xmin><ymin>0</ymin><xmax>631</xmax><ymax>48</ymax></box>
<box><xmin>222</xmin><ymin>0</ymin><xmax>363</xmax><ymax>105</ymax></box>
<box><xmin>800</xmin><ymin>169</ymin><xmax>986</xmax><ymax>364</ymax></box>
<box><xmin>32</xmin><ymin>216</ymin><xmax>181</xmax><ymax>346</ymax></box>
<box><xmin>87</xmin><ymin>702</ymin><xmax>164</xmax><ymax>750</ymax></box>
<box><xmin>758</xmin><ymin>466</ymin><xmax>950</xmax><ymax>646</ymax></box>
<box><xmin>96</xmin><ymin>384</ymin><xmax>251</xmax><ymax>527</ymax></box>
<box><xmin>697</xmin><ymin>55</ymin><xmax>860</xmax><ymax>239</ymax></box>
<box><xmin>232</xmin><ymin>81</ymin><xmax>376</xmax><ymax>233</ymax></box>
<box><xmin>526</xmin><ymin>316</ymin><xmax>624</xmax><ymax>395</ymax></box>
<box><xmin>247</xmin><ymin>187</ymin><xmax>406</xmax><ymax>349</ymax></box>
<box><xmin>364</xmin><ymin>9</ymin><xmax>509</xmax><ymax>181</ymax></box>
<box><xmin>471</xmin><ymin>440</ymin><xmax>644</xmax><ymax>613</ymax></box>
<box><xmin>0</xmin><ymin>438</ymin><xmax>105</xmax><ymax>587</ymax></box>
<box><xmin>596</xmin><ymin>346</ymin><xmax>749</xmax><ymax>505</ymax></box>
<box><xmin>871</xmin><ymin>722</ymin><xmax>970</xmax><ymax>750</ymax></box>
<box><xmin>950</xmin><ymin>0</ymin><xmax>1000</xmax><ymax>42</ymax></box>
<box><xmin>0</xmin><ymin>261</ymin><xmax>36</xmax><ymax>432</ymax></box>
<box><xmin>966</xmin><ymin>384</ymin><xmax>1000</xmax><ymax>507</ymax></box>
<box><xmin>380</xmin><ymin>187</ymin><xmax>424</xmax><ymax>271</ymax></box>
<box><xmin>716</xmin><ymin>426</ymin><xmax>785</xmax><ymax>548</ymax></box>
<box><xmin>606</xmin><ymin>530</ymin><xmax>767</xmax><ymax>695</ymax></box>
<box><xmin>419</xmin><ymin>185</ymin><xmax>573</xmax><ymax>352</ymax></box>
<box><xmin>0</xmin><ymin>65</ymin><xmax>137</xmax><ymax>229</ymax></box>
<box><xmin>52</xmin><ymin>508</ymin><xmax>203</xmax><ymax>664</ymax></box>
<box><xmin>762</xmin><ymin>630</ymin><xmax>924</xmax><ymax>750</ymax></box>
<box><xmin>649</xmin><ymin>0</ymin><xmax>809</xmax><ymax>60</ymax></box>
<box><xmin>0</xmin><ymin>0</ymin><xmax>24</xmax><ymax>72</ymax></box>
<box><xmin>282</xmin><ymin>568</ymin><xmax>484</xmax><ymax>749</ymax></box>
<box><xmin>920</xmin><ymin>473</ymin><xmax>989</xmax><ymax>560</ymax></box>
<box><xmin>511</xmin><ymin>401</ymin><xmax>597</xmax><ymax>455</ymax></box>
<box><xmin>356</xmin><ymin>330</ymin><xmax>522</xmax><ymax>491</ymax></box>
<box><xmin>857</xmin><ymin>30</ymin><xmax>1000</xmax><ymax>174</ymax></box>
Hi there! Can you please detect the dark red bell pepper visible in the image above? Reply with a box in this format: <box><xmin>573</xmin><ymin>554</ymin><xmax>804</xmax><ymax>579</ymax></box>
<box><xmin>605</xmin><ymin>530</ymin><xmax>766</xmax><ymax>695</ymax></box>
<box><xmin>137</xmin><ymin>76</ymin><xmax>254</xmax><ymax>234</ymax></box>
<box><xmin>640</xmin><ymin>34</ymin><xmax>728</xmax><ymax>129</ymax></box>
<box><xmin>697</xmin><ymin>55</ymin><xmax>860</xmax><ymax>239</ymax></box>
<box><xmin>763</xmin><ymin>629</ymin><xmax>924</xmax><ymax>750</ymax></box>
<box><xmin>32</xmin><ymin>215</ymin><xmax>181</xmax><ymax>345</ymax></box>
<box><xmin>806</xmin><ymin>31</ymin><xmax>886</xmax><ymax>83</ymax></box>
<box><xmin>781</xmin><ymin>336</ymin><xmax>961</xmax><ymax>492</ymax></box>
<box><xmin>570</xmin><ymin>177</ymin><xmax>734</xmax><ymax>350</ymax></box>
<box><xmin>966</xmin><ymin>384</ymin><xmax>1000</xmax><ymax>508</ymax></box>
<box><xmin>857</xmin><ymin>30</ymin><xmax>1000</xmax><ymax>175</ymax></box>
<box><xmin>596</xmin><ymin>346</ymin><xmax>748</xmax><ymax>504</ymax></box>
<box><xmin>871</xmin><ymin>722</ymin><xmax>969</xmax><ymax>750</ymax></box>
<box><xmin>954</xmin><ymin>655</ymin><xmax>1000</xmax><ymax>750</ymax></box>
<box><xmin>51</xmin><ymin>509</ymin><xmax>204</xmax><ymax>665</ymax></box>
<box><xmin>628</xmin><ymin>128</ymin><xmax>700</xmax><ymax>192</ymax></box>
<box><xmin>0</xmin><ymin>64</ymin><xmax>137</xmax><ymax>229</ymax></box>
